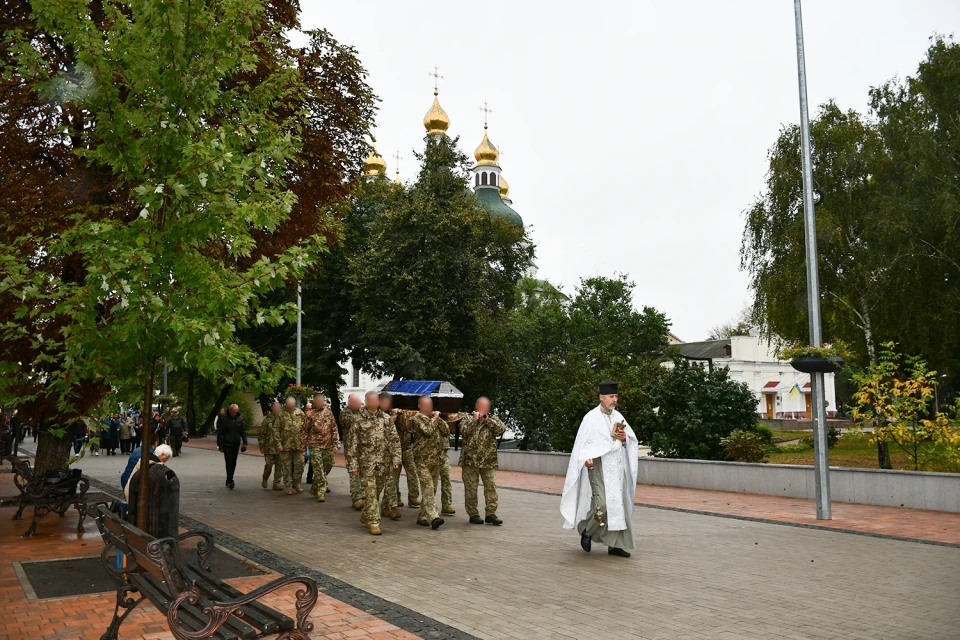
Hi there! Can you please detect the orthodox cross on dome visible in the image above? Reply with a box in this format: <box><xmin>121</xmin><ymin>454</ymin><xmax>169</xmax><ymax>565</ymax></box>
<box><xmin>393</xmin><ymin>150</ymin><xmax>402</xmax><ymax>181</ymax></box>
<box><xmin>429</xmin><ymin>66</ymin><xmax>444</xmax><ymax>94</ymax></box>
<box><xmin>480</xmin><ymin>100</ymin><xmax>493</xmax><ymax>129</ymax></box>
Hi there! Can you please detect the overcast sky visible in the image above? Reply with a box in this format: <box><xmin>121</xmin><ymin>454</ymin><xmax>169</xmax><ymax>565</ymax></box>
<box><xmin>296</xmin><ymin>1</ymin><xmax>960</xmax><ymax>342</ymax></box>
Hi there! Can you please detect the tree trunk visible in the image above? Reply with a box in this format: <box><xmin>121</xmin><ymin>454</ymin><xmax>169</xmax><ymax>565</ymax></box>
<box><xmin>201</xmin><ymin>384</ymin><xmax>233</xmax><ymax>436</ymax></box>
<box><xmin>861</xmin><ymin>303</ymin><xmax>891</xmax><ymax>468</ymax></box>
<box><xmin>327</xmin><ymin>378</ymin><xmax>341</xmax><ymax>424</ymax></box>
<box><xmin>137</xmin><ymin>359</ymin><xmax>157</xmax><ymax>529</ymax></box>
<box><xmin>257</xmin><ymin>393</ymin><xmax>273</xmax><ymax>417</ymax></box>
<box><xmin>186</xmin><ymin>370</ymin><xmax>197</xmax><ymax>436</ymax></box>
<box><xmin>33</xmin><ymin>426</ymin><xmax>74</xmax><ymax>477</ymax></box>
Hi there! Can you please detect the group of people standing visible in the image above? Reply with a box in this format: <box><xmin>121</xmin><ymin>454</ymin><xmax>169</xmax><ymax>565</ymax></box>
<box><xmin>74</xmin><ymin>412</ymin><xmax>141</xmax><ymax>456</ymax></box>
<box><xmin>223</xmin><ymin>390</ymin><xmax>507</xmax><ymax>537</ymax></box>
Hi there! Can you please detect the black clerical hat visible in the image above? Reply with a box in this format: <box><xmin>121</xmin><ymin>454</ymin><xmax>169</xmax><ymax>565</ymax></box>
<box><xmin>598</xmin><ymin>380</ymin><xmax>618</xmax><ymax>395</ymax></box>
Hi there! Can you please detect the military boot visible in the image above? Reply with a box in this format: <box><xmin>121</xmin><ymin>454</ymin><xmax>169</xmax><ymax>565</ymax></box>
<box><xmin>261</xmin><ymin>478</ymin><xmax>268</xmax><ymax>489</ymax></box>
<box><xmin>387</xmin><ymin>508</ymin><xmax>402</xmax><ymax>521</ymax></box>
<box><xmin>408</xmin><ymin>498</ymin><xmax>421</xmax><ymax>508</ymax></box>
<box><xmin>272</xmin><ymin>483</ymin><xmax>282</xmax><ymax>491</ymax></box>
<box><xmin>368</xmin><ymin>524</ymin><xmax>382</xmax><ymax>536</ymax></box>
<box><xmin>441</xmin><ymin>506</ymin><xmax>456</xmax><ymax>516</ymax></box>
<box><xmin>285</xmin><ymin>487</ymin><xmax>293</xmax><ymax>496</ymax></box>
<box><xmin>293</xmin><ymin>483</ymin><xmax>303</xmax><ymax>494</ymax></box>
<box><xmin>352</xmin><ymin>500</ymin><xmax>365</xmax><ymax>510</ymax></box>
<box><xmin>316</xmin><ymin>494</ymin><xmax>325</xmax><ymax>503</ymax></box>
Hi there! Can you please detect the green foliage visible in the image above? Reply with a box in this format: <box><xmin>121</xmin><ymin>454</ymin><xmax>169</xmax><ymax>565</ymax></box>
<box><xmin>633</xmin><ymin>358</ymin><xmax>760</xmax><ymax>460</ymax></box>
<box><xmin>721</xmin><ymin>430</ymin><xmax>768</xmax><ymax>463</ymax></box>
<box><xmin>776</xmin><ymin>443</ymin><xmax>813</xmax><ymax>454</ymax></box>
<box><xmin>753</xmin><ymin>424</ymin><xmax>775</xmax><ymax>446</ymax></box>
<box><xmin>778</xmin><ymin>341</ymin><xmax>853</xmax><ymax>361</ymax></box>
<box><xmin>350</xmin><ymin>135</ymin><xmax>533</xmax><ymax>389</ymax></box>
<box><xmin>797</xmin><ymin>426</ymin><xmax>840</xmax><ymax>449</ymax></box>
<box><xmin>224</xmin><ymin>389</ymin><xmax>256</xmax><ymax>429</ymax></box>
<box><xmin>1</xmin><ymin>0</ymin><xmax>321</xmax><ymax>418</ymax></box>
<box><xmin>742</xmin><ymin>37</ymin><xmax>960</xmax><ymax>379</ymax></box>
<box><xmin>496</xmin><ymin>275</ymin><xmax>670</xmax><ymax>451</ymax></box>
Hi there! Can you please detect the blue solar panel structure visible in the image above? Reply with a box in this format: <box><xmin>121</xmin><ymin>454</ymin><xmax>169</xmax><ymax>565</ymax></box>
<box><xmin>384</xmin><ymin>380</ymin><xmax>442</xmax><ymax>395</ymax></box>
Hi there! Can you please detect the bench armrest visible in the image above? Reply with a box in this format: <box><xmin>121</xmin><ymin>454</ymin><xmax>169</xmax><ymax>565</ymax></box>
<box><xmin>168</xmin><ymin>575</ymin><xmax>318</xmax><ymax>640</ymax></box>
<box><xmin>175</xmin><ymin>530</ymin><xmax>215</xmax><ymax>571</ymax></box>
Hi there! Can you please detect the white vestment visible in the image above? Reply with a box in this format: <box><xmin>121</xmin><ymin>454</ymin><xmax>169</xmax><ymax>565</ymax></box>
<box><xmin>559</xmin><ymin>405</ymin><xmax>639</xmax><ymax>531</ymax></box>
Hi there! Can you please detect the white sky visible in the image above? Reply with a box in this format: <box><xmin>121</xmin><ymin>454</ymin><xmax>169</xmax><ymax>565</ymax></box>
<box><xmin>297</xmin><ymin>1</ymin><xmax>960</xmax><ymax>341</ymax></box>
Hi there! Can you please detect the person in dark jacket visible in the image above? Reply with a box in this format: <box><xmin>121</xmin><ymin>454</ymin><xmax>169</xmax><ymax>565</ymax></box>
<box><xmin>216</xmin><ymin>404</ymin><xmax>247</xmax><ymax>489</ymax></box>
<box><xmin>166</xmin><ymin>409</ymin><xmax>187</xmax><ymax>457</ymax></box>
<box><xmin>151</xmin><ymin>413</ymin><xmax>167</xmax><ymax>445</ymax></box>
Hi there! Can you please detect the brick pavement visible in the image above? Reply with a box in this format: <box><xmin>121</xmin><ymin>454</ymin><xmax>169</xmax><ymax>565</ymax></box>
<box><xmin>184</xmin><ymin>436</ymin><xmax>960</xmax><ymax>545</ymax></box>
<box><xmin>0</xmin><ymin>465</ymin><xmax>418</xmax><ymax>640</ymax></box>
<box><xmin>72</xmin><ymin>443</ymin><xmax>960</xmax><ymax>639</ymax></box>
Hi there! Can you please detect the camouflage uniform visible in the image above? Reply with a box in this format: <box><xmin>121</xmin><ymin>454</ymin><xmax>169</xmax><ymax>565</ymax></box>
<box><xmin>346</xmin><ymin>407</ymin><xmax>401</xmax><ymax>528</ymax></box>
<box><xmin>394</xmin><ymin>411</ymin><xmax>420</xmax><ymax>505</ymax></box>
<box><xmin>407</xmin><ymin>412</ymin><xmax>450</xmax><ymax>524</ymax></box>
<box><xmin>260</xmin><ymin>412</ymin><xmax>282</xmax><ymax>489</ymax></box>
<box><xmin>439</xmin><ymin>414</ymin><xmax>462</xmax><ymax>512</ymax></box>
<box><xmin>459</xmin><ymin>414</ymin><xmax>507</xmax><ymax>517</ymax></box>
<box><xmin>277</xmin><ymin>407</ymin><xmax>305</xmax><ymax>489</ymax></box>
<box><xmin>340</xmin><ymin>408</ymin><xmax>363</xmax><ymax>503</ymax></box>
<box><xmin>301</xmin><ymin>407</ymin><xmax>339</xmax><ymax>498</ymax></box>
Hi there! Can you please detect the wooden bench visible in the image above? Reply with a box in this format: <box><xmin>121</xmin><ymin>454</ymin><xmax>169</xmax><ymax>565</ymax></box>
<box><xmin>94</xmin><ymin>504</ymin><xmax>318</xmax><ymax>640</ymax></box>
<box><xmin>11</xmin><ymin>457</ymin><xmax>89</xmax><ymax>537</ymax></box>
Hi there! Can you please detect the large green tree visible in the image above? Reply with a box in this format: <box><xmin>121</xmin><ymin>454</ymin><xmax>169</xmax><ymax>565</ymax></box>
<box><xmin>350</xmin><ymin>135</ymin><xmax>533</xmax><ymax>391</ymax></box>
<box><xmin>0</xmin><ymin>0</ymin><xmax>375</xmax><ymax>475</ymax></box>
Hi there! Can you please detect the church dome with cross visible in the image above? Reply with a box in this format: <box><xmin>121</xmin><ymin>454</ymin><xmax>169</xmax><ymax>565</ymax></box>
<box><xmin>469</xmin><ymin>102</ymin><xmax>522</xmax><ymax>227</ymax></box>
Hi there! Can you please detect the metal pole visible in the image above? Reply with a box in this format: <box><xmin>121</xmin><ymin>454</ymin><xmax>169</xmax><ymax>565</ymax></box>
<box><xmin>296</xmin><ymin>283</ymin><xmax>302</xmax><ymax>388</ymax></box>
<box><xmin>794</xmin><ymin>0</ymin><xmax>831</xmax><ymax>520</ymax></box>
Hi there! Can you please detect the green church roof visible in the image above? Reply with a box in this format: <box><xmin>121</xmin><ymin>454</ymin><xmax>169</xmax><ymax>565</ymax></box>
<box><xmin>474</xmin><ymin>186</ymin><xmax>523</xmax><ymax>227</ymax></box>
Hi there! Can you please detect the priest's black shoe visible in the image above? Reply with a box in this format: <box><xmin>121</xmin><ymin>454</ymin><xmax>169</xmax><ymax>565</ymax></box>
<box><xmin>580</xmin><ymin>533</ymin><xmax>592</xmax><ymax>553</ymax></box>
<box><xmin>608</xmin><ymin>548</ymin><xmax>630</xmax><ymax>558</ymax></box>
<box><xmin>485</xmin><ymin>514</ymin><xmax>503</xmax><ymax>526</ymax></box>
<box><xmin>469</xmin><ymin>515</ymin><xmax>484</xmax><ymax>525</ymax></box>
<box><xmin>431</xmin><ymin>518</ymin><xmax>445</xmax><ymax>530</ymax></box>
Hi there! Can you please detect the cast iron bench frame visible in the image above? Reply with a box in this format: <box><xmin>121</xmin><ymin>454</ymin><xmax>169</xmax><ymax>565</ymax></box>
<box><xmin>10</xmin><ymin>457</ymin><xmax>89</xmax><ymax>537</ymax></box>
<box><xmin>94</xmin><ymin>504</ymin><xmax>318</xmax><ymax>640</ymax></box>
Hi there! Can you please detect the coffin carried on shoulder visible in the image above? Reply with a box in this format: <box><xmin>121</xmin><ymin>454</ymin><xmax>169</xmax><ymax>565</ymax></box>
<box><xmin>375</xmin><ymin>380</ymin><xmax>463</xmax><ymax>414</ymax></box>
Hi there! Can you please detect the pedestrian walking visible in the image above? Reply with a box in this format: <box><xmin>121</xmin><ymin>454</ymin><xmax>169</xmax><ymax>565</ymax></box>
<box><xmin>216</xmin><ymin>404</ymin><xmax>247</xmax><ymax>489</ymax></box>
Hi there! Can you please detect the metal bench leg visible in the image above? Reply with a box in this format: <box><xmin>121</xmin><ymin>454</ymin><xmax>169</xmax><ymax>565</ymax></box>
<box><xmin>23</xmin><ymin>505</ymin><xmax>48</xmax><ymax>537</ymax></box>
<box><xmin>75</xmin><ymin>500</ymin><xmax>88</xmax><ymax>533</ymax></box>
<box><xmin>12</xmin><ymin>498</ymin><xmax>27</xmax><ymax>521</ymax></box>
<box><xmin>101</xmin><ymin>584</ymin><xmax>143</xmax><ymax>640</ymax></box>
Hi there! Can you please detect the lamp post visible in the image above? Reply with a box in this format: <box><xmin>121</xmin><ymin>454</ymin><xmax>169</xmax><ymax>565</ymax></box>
<box><xmin>296</xmin><ymin>282</ymin><xmax>302</xmax><ymax>400</ymax></box>
<box><xmin>793</xmin><ymin>0</ymin><xmax>831</xmax><ymax>520</ymax></box>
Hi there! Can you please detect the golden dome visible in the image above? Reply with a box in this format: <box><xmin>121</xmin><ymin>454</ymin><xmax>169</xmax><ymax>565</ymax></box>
<box><xmin>394</xmin><ymin>170</ymin><xmax>402</xmax><ymax>186</ymax></box>
<box><xmin>423</xmin><ymin>92</ymin><xmax>450</xmax><ymax>135</ymax></box>
<box><xmin>474</xmin><ymin>127</ymin><xmax>499</xmax><ymax>166</ymax></box>
<box><xmin>363</xmin><ymin>147</ymin><xmax>386</xmax><ymax>177</ymax></box>
<box><xmin>499</xmin><ymin>173</ymin><xmax>510</xmax><ymax>199</ymax></box>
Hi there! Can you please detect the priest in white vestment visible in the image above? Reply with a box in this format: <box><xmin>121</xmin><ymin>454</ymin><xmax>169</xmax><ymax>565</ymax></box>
<box><xmin>560</xmin><ymin>380</ymin><xmax>639</xmax><ymax>558</ymax></box>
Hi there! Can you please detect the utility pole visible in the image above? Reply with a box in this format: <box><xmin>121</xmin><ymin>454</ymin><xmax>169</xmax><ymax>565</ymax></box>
<box><xmin>793</xmin><ymin>0</ymin><xmax>831</xmax><ymax>520</ymax></box>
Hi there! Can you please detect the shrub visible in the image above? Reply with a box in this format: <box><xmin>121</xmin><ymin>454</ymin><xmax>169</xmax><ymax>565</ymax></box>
<box><xmin>721</xmin><ymin>429</ymin><xmax>767</xmax><ymax>463</ymax></box>
<box><xmin>776</xmin><ymin>443</ymin><xmax>813</xmax><ymax>454</ymax></box>
<box><xmin>752</xmin><ymin>424</ymin><xmax>774</xmax><ymax>446</ymax></box>
<box><xmin>799</xmin><ymin>428</ymin><xmax>840</xmax><ymax>448</ymax></box>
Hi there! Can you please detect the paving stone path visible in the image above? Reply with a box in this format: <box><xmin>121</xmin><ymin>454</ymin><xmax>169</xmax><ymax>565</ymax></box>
<box><xmin>67</xmin><ymin>443</ymin><xmax>960</xmax><ymax>639</ymax></box>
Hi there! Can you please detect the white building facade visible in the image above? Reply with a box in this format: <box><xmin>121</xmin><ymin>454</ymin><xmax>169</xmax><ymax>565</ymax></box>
<box><xmin>670</xmin><ymin>335</ymin><xmax>838</xmax><ymax>419</ymax></box>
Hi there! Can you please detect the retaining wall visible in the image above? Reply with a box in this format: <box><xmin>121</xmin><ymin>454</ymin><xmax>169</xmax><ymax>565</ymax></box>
<box><xmin>447</xmin><ymin>448</ymin><xmax>960</xmax><ymax>513</ymax></box>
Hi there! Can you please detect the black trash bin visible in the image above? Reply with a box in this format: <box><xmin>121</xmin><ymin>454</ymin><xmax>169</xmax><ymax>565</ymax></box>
<box><xmin>127</xmin><ymin>463</ymin><xmax>180</xmax><ymax>538</ymax></box>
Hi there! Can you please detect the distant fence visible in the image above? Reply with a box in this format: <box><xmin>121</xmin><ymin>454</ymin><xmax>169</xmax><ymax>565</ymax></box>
<box><xmin>448</xmin><ymin>448</ymin><xmax>960</xmax><ymax>513</ymax></box>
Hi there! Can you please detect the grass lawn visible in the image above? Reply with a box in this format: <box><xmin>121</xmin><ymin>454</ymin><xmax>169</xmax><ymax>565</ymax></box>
<box><xmin>767</xmin><ymin>433</ymin><xmax>955</xmax><ymax>472</ymax></box>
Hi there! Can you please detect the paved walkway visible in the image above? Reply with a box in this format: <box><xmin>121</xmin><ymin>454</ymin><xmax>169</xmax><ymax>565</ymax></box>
<box><xmin>183</xmin><ymin>436</ymin><xmax>960</xmax><ymax>546</ymax></box>
<box><xmin>57</xmin><ymin>443</ymin><xmax>960</xmax><ymax>639</ymax></box>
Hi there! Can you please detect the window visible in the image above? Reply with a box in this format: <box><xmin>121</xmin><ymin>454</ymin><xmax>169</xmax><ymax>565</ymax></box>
<box><xmin>491</xmin><ymin>173</ymin><xmax>497</xmax><ymax>186</ymax></box>
<box><xmin>475</xmin><ymin>173</ymin><xmax>480</xmax><ymax>187</ymax></box>
<box><xmin>481</xmin><ymin>173</ymin><xmax>488</xmax><ymax>186</ymax></box>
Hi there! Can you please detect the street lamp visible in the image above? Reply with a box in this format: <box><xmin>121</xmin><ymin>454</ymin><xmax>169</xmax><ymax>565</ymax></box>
<box><xmin>793</xmin><ymin>0</ymin><xmax>832</xmax><ymax>520</ymax></box>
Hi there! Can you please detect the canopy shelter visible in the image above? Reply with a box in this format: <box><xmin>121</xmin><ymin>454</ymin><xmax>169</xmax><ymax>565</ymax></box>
<box><xmin>374</xmin><ymin>380</ymin><xmax>463</xmax><ymax>413</ymax></box>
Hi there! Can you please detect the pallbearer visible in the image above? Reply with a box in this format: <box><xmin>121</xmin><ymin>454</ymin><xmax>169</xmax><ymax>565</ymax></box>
<box><xmin>459</xmin><ymin>397</ymin><xmax>506</xmax><ymax>525</ymax></box>
<box><xmin>559</xmin><ymin>380</ymin><xmax>638</xmax><ymax>558</ymax></box>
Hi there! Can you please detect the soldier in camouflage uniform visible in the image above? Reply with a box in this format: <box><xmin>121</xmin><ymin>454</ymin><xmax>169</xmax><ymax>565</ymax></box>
<box><xmin>347</xmin><ymin>392</ymin><xmax>401</xmax><ymax>535</ymax></box>
<box><xmin>394</xmin><ymin>410</ymin><xmax>420</xmax><ymax>508</ymax></box>
<box><xmin>260</xmin><ymin>401</ymin><xmax>283</xmax><ymax>491</ymax></box>
<box><xmin>301</xmin><ymin>393</ymin><xmax>339</xmax><ymax>502</ymax></box>
<box><xmin>340</xmin><ymin>393</ymin><xmax>364</xmax><ymax>509</ymax></box>
<box><xmin>277</xmin><ymin>397</ymin><xmax>305</xmax><ymax>495</ymax></box>
<box><xmin>376</xmin><ymin>394</ymin><xmax>403</xmax><ymax>520</ymax></box>
<box><xmin>459</xmin><ymin>397</ymin><xmax>506</xmax><ymax>525</ymax></box>
<box><xmin>406</xmin><ymin>396</ymin><xmax>449</xmax><ymax>530</ymax></box>
<box><xmin>439</xmin><ymin>413</ymin><xmax>460</xmax><ymax>515</ymax></box>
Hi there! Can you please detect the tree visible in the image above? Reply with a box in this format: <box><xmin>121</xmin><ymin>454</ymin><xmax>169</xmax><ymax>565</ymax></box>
<box><xmin>0</xmin><ymin>1</ymin><xmax>375</xmax><ymax>474</ymax></box>
<box><xmin>707</xmin><ymin>305</ymin><xmax>754</xmax><ymax>341</ymax></box>
<box><xmin>852</xmin><ymin>343</ymin><xmax>960</xmax><ymax>472</ymax></box>
<box><xmin>1</xmin><ymin>0</ymin><xmax>326</xmax><ymax>525</ymax></box>
<box><xmin>633</xmin><ymin>357</ymin><xmax>759</xmax><ymax>460</ymax></box>
<box><xmin>497</xmin><ymin>275</ymin><xmax>670</xmax><ymax>452</ymax></box>
<box><xmin>350</xmin><ymin>134</ymin><xmax>533</xmax><ymax>389</ymax></box>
